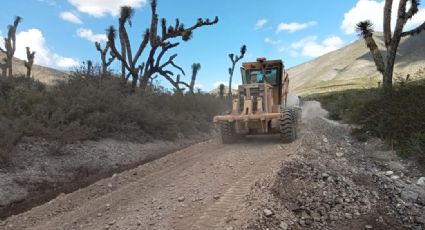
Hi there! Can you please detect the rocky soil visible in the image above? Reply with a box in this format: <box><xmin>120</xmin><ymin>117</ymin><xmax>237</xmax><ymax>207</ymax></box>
<box><xmin>245</xmin><ymin>102</ymin><xmax>425</xmax><ymax>230</ymax></box>
<box><xmin>0</xmin><ymin>134</ymin><xmax>209</xmax><ymax>218</ymax></box>
<box><xmin>1</xmin><ymin>101</ymin><xmax>424</xmax><ymax>230</ymax></box>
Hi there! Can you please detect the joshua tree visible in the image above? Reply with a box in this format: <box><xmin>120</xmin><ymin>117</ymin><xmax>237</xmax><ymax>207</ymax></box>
<box><xmin>24</xmin><ymin>47</ymin><xmax>35</xmax><ymax>78</ymax></box>
<box><xmin>356</xmin><ymin>0</ymin><xmax>425</xmax><ymax>92</ymax></box>
<box><xmin>86</xmin><ymin>60</ymin><xmax>93</xmax><ymax>76</ymax></box>
<box><xmin>107</xmin><ymin>1</ymin><xmax>218</xmax><ymax>91</ymax></box>
<box><xmin>179</xmin><ymin>63</ymin><xmax>200</xmax><ymax>95</ymax></box>
<box><xmin>95</xmin><ymin>41</ymin><xmax>115</xmax><ymax>75</ymax></box>
<box><xmin>0</xmin><ymin>16</ymin><xmax>22</xmax><ymax>77</ymax></box>
<box><xmin>356</xmin><ymin>21</ymin><xmax>385</xmax><ymax>74</ymax></box>
<box><xmin>227</xmin><ymin>45</ymin><xmax>246</xmax><ymax>97</ymax></box>
<box><xmin>219</xmin><ymin>83</ymin><xmax>225</xmax><ymax>100</ymax></box>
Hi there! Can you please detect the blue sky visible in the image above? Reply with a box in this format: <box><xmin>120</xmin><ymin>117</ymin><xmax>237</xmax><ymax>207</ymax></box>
<box><xmin>1</xmin><ymin>0</ymin><xmax>425</xmax><ymax>90</ymax></box>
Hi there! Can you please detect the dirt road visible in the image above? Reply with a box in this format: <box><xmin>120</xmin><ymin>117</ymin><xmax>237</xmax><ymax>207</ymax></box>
<box><xmin>2</xmin><ymin>129</ymin><xmax>301</xmax><ymax>230</ymax></box>
<box><xmin>2</xmin><ymin>102</ymin><xmax>424</xmax><ymax>230</ymax></box>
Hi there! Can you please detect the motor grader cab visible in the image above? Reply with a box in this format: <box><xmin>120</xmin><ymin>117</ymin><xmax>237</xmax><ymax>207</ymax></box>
<box><xmin>213</xmin><ymin>58</ymin><xmax>301</xmax><ymax>143</ymax></box>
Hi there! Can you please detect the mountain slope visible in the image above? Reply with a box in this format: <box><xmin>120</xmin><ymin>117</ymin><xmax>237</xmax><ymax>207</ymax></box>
<box><xmin>0</xmin><ymin>53</ymin><xmax>68</xmax><ymax>84</ymax></box>
<box><xmin>288</xmin><ymin>33</ymin><xmax>425</xmax><ymax>96</ymax></box>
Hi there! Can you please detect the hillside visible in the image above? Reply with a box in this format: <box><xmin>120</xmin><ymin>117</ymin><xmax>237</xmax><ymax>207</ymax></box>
<box><xmin>0</xmin><ymin>53</ymin><xmax>68</xmax><ymax>84</ymax></box>
<box><xmin>288</xmin><ymin>33</ymin><xmax>425</xmax><ymax>96</ymax></box>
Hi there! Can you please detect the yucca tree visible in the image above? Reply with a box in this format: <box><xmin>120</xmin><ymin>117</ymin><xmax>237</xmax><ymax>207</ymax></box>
<box><xmin>118</xmin><ymin>6</ymin><xmax>134</xmax><ymax>79</ymax></box>
<box><xmin>107</xmin><ymin>0</ymin><xmax>218</xmax><ymax>92</ymax></box>
<box><xmin>219</xmin><ymin>83</ymin><xmax>225</xmax><ymax>100</ymax></box>
<box><xmin>95</xmin><ymin>41</ymin><xmax>115</xmax><ymax>75</ymax></box>
<box><xmin>357</xmin><ymin>0</ymin><xmax>425</xmax><ymax>92</ymax></box>
<box><xmin>188</xmin><ymin>63</ymin><xmax>201</xmax><ymax>94</ymax></box>
<box><xmin>228</xmin><ymin>45</ymin><xmax>246</xmax><ymax>97</ymax></box>
<box><xmin>0</xmin><ymin>16</ymin><xmax>22</xmax><ymax>76</ymax></box>
<box><xmin>356</xmin><ymin>20</ymin><xmax>385</xmax><ymax>74</ymax></box>
<box><xmin>24</xmin><ymin>47</ymin><xmax>35</xmax><ymax>78</ymax></box>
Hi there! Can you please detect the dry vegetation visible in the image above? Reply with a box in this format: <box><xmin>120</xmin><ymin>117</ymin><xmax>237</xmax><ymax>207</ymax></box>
<box><xmin>0</xmin><ymin>73</ymin><xmax>228</xmax><ymax>164</ymax></box>
<box><xmin>310</xmin><ymin>76</ymin><xmax>425</xmax><ymax>169</ymax></box>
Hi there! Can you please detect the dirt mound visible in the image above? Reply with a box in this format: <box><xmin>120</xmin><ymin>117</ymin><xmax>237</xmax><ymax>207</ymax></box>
<box><xmin>247</xmin><ymin>113</ymin><xmax>425</xmax><ymax>230</ymax></box>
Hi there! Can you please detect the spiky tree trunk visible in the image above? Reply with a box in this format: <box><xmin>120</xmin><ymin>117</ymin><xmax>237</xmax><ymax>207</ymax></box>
<box><xmin>0</xmin><ymin>16</ymin><xmax>22</xmax><ymax>77</ymax></box>
<box><xmin>357</xmin><ymin>0</ymin><xmax>425</xmax><ymax>93</ymax></box>
<box><xmin>227</xmin><ymin>45</ymin><xmax>246</xmax><ymax>97</ymax></box>
<box><xmin>86</xmin><ymin>60</ymin><xmax>93</xmax><ymax>76</ymax></box>
<box><xmin>24</xmin><ymin>47</ymin><xmax>35</xmax><ymax>78</ymax></box>
<box><xmin>219</xmin><ymin>84</ymin><xmax>225</xmax><ymax>100</ymax></box>
<box><xmin>184</xmin><ymin>63</ymin><xmax>200</xmax><ymax>94</ymax></box>
<box><xmin>95</xmin><ymin>42</ymin><xmax>115</xmax><ymax>75</ymax></box>
<box><xmin>107</xmin><ymin>1</ymin><xmax>218</xmax><ymax>92</ymax></box>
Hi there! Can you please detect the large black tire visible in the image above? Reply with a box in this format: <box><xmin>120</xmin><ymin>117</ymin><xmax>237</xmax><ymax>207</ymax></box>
<box><xmin>280</xmin><ymin>108</ymin><xmax>296</xmax><ymax>143</ymax></box>
<box><xmin>288</xmin><ymin>106</ymin><xmax>302</xmax><ymax>124</ymax></box>
<box><xmin>220</xmin><ymin>121</ymin><xmax>239</xmax><ymax>144</ymax></box>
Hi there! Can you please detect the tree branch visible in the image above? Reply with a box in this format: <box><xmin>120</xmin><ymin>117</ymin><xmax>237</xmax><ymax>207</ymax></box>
<box><xmin>401</xmin><ymin>21</ymin><xmax>425</xmax><ymax>36</ymax></box>
<box><xmin>383</xmin><ymin>0</ymin><xmax>393</xmax><ymax>47</ymax></box>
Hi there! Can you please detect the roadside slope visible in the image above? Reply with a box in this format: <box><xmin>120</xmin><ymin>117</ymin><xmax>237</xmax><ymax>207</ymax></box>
<box><xmin>288</xmin><ymin>33</ymin><xmax>425</xmax><ymax>96</ymax></box>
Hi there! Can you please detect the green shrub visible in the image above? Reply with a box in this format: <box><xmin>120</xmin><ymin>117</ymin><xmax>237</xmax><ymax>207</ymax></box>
<box><xmin>312</xmin><ymin>79</ymin><xmax>425</xmax><ymax>167</ymax></box>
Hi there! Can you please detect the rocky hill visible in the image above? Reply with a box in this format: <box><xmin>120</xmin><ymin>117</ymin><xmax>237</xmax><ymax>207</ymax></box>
<box><xmin>288</xmin><ymin>33</ymin><xmax>425</xmax><ymax>96</ymax></box>
<box><xmin>0</xmin><ymin>53</ymin><xmax>68</xmax><ymax>84</ymax></box>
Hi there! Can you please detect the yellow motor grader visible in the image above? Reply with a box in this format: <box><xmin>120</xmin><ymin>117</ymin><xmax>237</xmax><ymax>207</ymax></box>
<box><xmin>214</xmin><ymin>58</ymin><xmax>301</xmax><ymax>143</ymax></box>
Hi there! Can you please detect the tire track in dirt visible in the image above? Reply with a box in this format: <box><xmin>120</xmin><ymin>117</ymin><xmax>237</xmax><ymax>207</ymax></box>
<box><xmin>180</xmin><ymin>138</ymin><xmax>302</xmax><ymax>230</ymax></box>
<box><xmin>3</xmin><ymin>135</ymin><xmax>302</xmax><ymax>230</ymax></box>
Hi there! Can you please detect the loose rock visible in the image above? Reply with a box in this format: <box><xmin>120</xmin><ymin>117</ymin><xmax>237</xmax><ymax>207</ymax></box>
<box><xmin>417</xmin><ymin>177</ymin><xmax>425</xmax><ymax>186</ymax></box>
<box><xmin>263</xmin><ymin>209</ymin><xmax>273</xmax><ymax>217</ymax></box>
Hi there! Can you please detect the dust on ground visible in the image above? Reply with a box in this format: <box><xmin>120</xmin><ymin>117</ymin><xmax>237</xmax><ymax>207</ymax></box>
<box><xmin>1</xmin><ymin>101</ymin><xmax>424</xmax><ymax>230</ymax></box>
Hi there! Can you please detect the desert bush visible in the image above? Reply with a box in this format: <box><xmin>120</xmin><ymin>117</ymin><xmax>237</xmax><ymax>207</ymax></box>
<box><xmin>0</xmin><ymin>74</ymin><xmax>227</xmax><ymax>163</ymax></box>
<box><xmin>312</xmin><ymin>79</ymin><xmax>425</xmax><ymax>167</ymax></box>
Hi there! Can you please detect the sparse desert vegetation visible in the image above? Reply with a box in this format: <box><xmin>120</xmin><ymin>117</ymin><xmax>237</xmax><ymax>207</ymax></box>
<box><xmin>0</xmin><ymin>73</ymin><xmax>227</xmax><ymax>164</ymax></box>
<box><xmin>311</xmin><ymin>76</ymin><xmax>425</xmax><ymax>169</ymax></box>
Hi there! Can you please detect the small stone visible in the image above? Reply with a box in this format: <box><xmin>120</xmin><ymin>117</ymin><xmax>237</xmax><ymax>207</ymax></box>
<box><xmin>97</xmin><ymin>213</ymin><xmax>102</xmax><ymax>217</ymax></box>
<box><xmin>105</xmin><ymin>204</ymin><xmax>111</xmax><ymax>210</ymax></box>
<box><xmin>263</xmin><ymin>209</ymin><xmax>273</xmax><ymax>217</ymax></box>
<box><xmin>178</xmin><ymin>197</ymin><xmax>185</xmax><ymax>202</ymax></box>
<box><xmin>345</xmin><ymin>213</ymin><xmax>352</xmax><ymax>219</ymax></box>
<box><xmin>391</xmin><ymin>175</ymin><xmax>400</xmax><ymax>180</ymax></box>
<box><xmin>280</xmin><ymin>222</ymin><xmax>289</xmax><ymax>230</ymax></box>
<box><xmin>336</xmin><ymin>152</ymin><xmax>344</xmax><ymax>157</ymax></box>
<box><xmin>213</xmin><ymin>195</ymin><xmax>220</xmax><ymax>200</ymax></box>
<box><xmin>137</xmin><ymin>221</ymin><xmax>142</xmax><ymax>226</ymax></box>
<box><xmin>401</xmin><ymin>190</ymin><xmax>419</xmax><ymax>201</ymax></box>
<box><xmin>385</xmin><ymin>171</ymin><xmax>394</xmax><ymax>176</ymax></box>
<box><xmin>365</xmin><ymin>225</ymin><xmax>373</xmax><ymax>229</ymax></box>
<box><xmin>417</xmin><ymin>177</ymin><xmax>425</xmax><ymax>186</ymax></box>
<box><xmin>323</xmin><ymin>138</ymin><xmax>328</xmax><ymax>143</ymax></box>
<box><xmin>322</xmin><ymin>173</ymin><xmax>329</xmax><ymax>179</ymax></box>
<box><xmin>108</xmin><ymin>220</ymin><xmax>116</xmax><ymax>225</ymax></box>
<box><xmin>226</xmin><ymin>227</ymin><xmax>234</xmax><ymax>230</ymax></box>
<box><xmin>107</xmin><ymin>183</ymin><xmax>113</xmax><ymax>188</ymax></box>
<box><xmin>178</xmin><ymin>215</ymin><xmax>184</xmax><ymax>219</ymax></box>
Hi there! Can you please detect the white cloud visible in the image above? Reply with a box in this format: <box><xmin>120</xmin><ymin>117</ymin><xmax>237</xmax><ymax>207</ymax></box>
<box><xmin>68</xmin><ymin>0</ymin><xmax>146</xmax><ymax>17</ymax></box>
<box><xmin>276</xmin><ymin>21</ymin><xmax>317</xmax><ymax>33</ymax></box>
<box><xmin>15</xmin><ymin>29</ymin><xmax>79</xmax><ymax>68</ymax></box>
<box><xmin>60</xmin><ymin>11</ymin><xmax>83</xmax><ymax>24</ymax></box>
<box><xmin>342</xmin><ymin>0</ymin><xmax>425</xmax><ymax>34</ymax></box>
<box><xmin>290</xmin><ymin>35</ymin><xmax>344</xmax><ymax>58</ymax></box>
<box><xmin>255</xmin><ymin>19</ymin><xmax>268</xmax><ymax>30</ymax></box>
<box><xmin>264</xmin><ymin>37</ymin><xmax>282</xmax><ymax>45</ymax></box>
<box><xmin>76</xmin><ymin>28</ymin><xmax>107</xmax><ymax>43</ymax></box>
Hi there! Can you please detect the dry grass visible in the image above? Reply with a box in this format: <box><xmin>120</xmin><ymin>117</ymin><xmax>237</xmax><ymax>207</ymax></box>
<box><xmin>0</xmin><ymin>74</ymin><xmax>228</xmax><ymax>164</ymax></box>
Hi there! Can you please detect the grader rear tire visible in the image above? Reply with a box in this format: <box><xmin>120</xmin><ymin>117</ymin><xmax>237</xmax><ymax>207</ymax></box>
<box><xmin>220</xmin><ymin>121</ymin><xmax>239</xmax><ymax>144</ymax></box>
<box><xmin>280</xmin><ymin>108</ymin><xmax>296</xmax><ymax>143</ymax></box>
